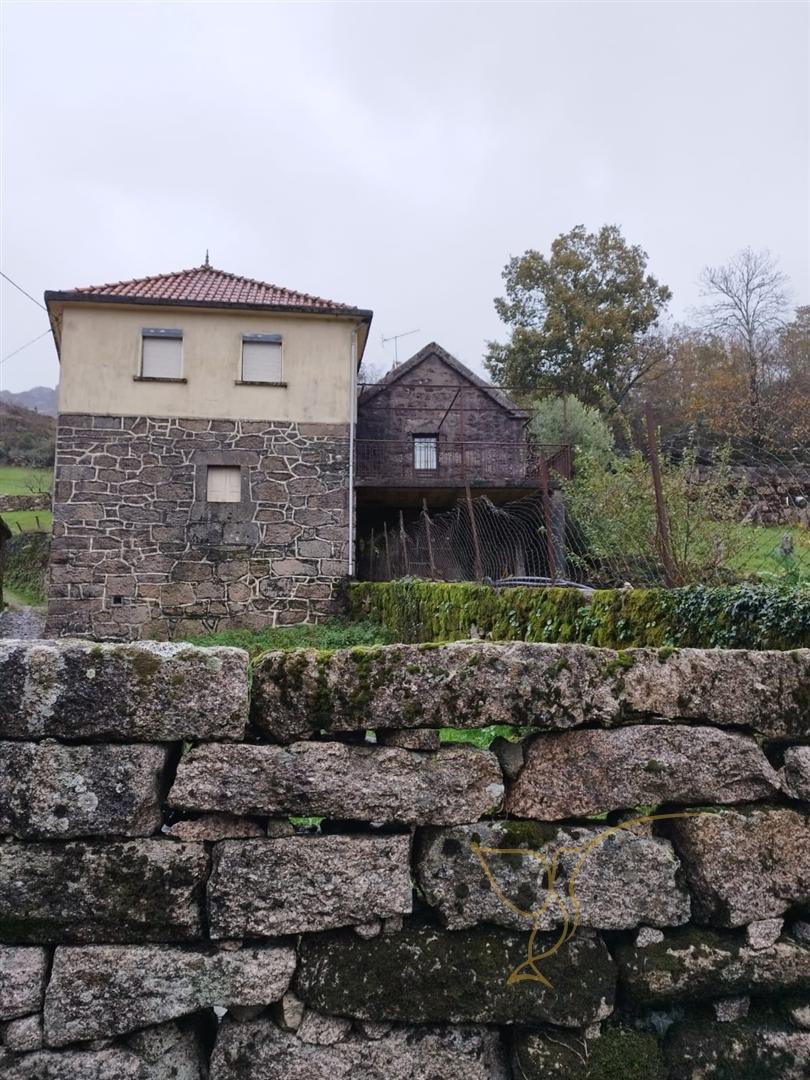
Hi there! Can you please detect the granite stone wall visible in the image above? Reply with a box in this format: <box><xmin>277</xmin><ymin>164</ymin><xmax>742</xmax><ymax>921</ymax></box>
<box><xmin>1</xmin><ymin>637</ymin><xmax>810</xmax><ymax>1079</ymax></box>
<box><xmin>45</xmin><ymin>413</ymin><xmax>351</xmax><ymax>639</ymax></box>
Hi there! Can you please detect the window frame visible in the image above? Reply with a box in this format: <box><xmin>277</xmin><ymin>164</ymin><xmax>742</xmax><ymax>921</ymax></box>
<box><xmin>136</xmin><ymin>328</ymin><xmax>186</xmax><ymax>383</ymax></box>
<box><xmin>412</xmin><ymin>433</ymin><xmax>439</xmax><ymax>472</ymax></box>
<box><xmin>238</xmin><ymin>333</ymin><xmax>286</xmax><ymax>387</ymax></box>
<box><xmin>206</xmin><ymin>464</ymin><xmax>243</xmax><ymax>504</ymax></box>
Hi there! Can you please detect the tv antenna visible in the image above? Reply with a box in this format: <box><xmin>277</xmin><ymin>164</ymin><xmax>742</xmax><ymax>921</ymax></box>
<box><xmin>382</xmin><ymin>328</ymin><xmax>420</xmax><ymax>367</ymax></box>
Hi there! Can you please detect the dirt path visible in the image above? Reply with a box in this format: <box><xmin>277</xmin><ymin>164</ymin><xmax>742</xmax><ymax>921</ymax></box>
<box><xmin>0</xmin><ymin>591</ymin><xmax>46</xmax><ymax>639</ymax></box>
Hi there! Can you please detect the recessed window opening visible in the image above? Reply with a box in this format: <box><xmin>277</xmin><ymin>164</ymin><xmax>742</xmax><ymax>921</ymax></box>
<box><xmin>413</xmin><ymin>434</ymin><xmax>438</xmax><ymax>471</ymax></box>
<box><xmin>242</xmin><ymin>334</ymin><xmax>283</xmax><ymax>383</ymax></box>
<box><xmin>141</xmin><ymin>328</ymin><xmax>183</xmax><ymax>379</ymax></box>
<box><xmin>207</xmin><ymin>466</ymin><xmax>242</xmax><ymax>503</ymax></box>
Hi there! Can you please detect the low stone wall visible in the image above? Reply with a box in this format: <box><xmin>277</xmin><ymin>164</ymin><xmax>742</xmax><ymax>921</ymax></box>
<box><xmin>0</xmin><ymin>496</ymin><xmax>49</xmax><ymax>514</ymax></box>
<box><xmin>1</xmin><ymin>638</ymin><xmax>809</xmax><ymax>1079</ymax></box>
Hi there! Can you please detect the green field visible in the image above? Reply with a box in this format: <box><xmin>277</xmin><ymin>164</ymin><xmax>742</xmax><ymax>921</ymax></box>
<box><xmin>2</xmin><ymin>509</ymin><xmax>53</xmax><ymax>533</ymax></box>
<box><xmin>727</xmin><ymin>524</ymin><xmax>810</xmax><ymax>580</ymax></box>
<box><xmin>0</xmin><ymin>465</ymin><xmax>52</xmax><ymax>534</ymax></box>
<box><xmin>0</xmin><ymin>465</ymin><xmax>52</xmax><ymax>496</ymax></box>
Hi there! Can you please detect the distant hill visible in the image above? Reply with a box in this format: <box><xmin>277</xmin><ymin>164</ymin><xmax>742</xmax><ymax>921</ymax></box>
<box><xmin>0</xmin><ymin>386</ymin><xmax>57</xmax><ymax>417</ymax></box>
<box><xmin>0</xmin><ymin>400</ymin><xmax>56</xmax><ymax>467</ymax></box>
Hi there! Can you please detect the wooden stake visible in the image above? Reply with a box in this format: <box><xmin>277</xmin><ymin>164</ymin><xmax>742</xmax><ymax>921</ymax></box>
<box><xmin>383</xmin><ymin>521</ymin><xmax>392</xmax><ymax>579</ymax></box>
<box><xmin>465</xmin><ymin>485</ymin><xmax>483</xmax><ymax>581</ymax></box>
<box><xmin>399</xmin><ymin>510</ymin><xmax>411</xmax><ymax>575</ymax></box>
<box><xmin>539</xmin><ymin>454</ymin><xmax>557</xmax><ymax>583</ymax></box>
<box><xmin>422</xmin><ymin>499</ymin><xmax>436</xmax><ymax>579</ymax></box>
<box><xmin>645</xmin><ymin>404</ymin><xmax>678</xmax><ymax>587</ymax></box>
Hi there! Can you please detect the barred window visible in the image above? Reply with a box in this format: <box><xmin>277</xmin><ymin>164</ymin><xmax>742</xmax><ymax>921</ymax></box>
<box><xmin>413</xmin><ymin>434</ymin><xmax>438</xmax><ymax>471</ymax></box>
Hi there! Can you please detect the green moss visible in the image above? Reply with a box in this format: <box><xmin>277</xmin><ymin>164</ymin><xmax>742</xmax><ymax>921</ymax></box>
<box><xmin>498</xmin><ymin>819</ymin><xmax>560</xmax><ymax>847</ymax></box>
<box><xmin>587</xmin><ymin>1029</ymin><xmax>665</xmax><ymax>1080</ymax></box>
<box><xmin>605</xmin><ymin>650</ymin><xmax>636</xmax><ymax>676</ymax></box>
<box><xmin>126</xmin><ymin>649</ymin><xmax>162</xmax><ymax>681</ymax></box>
<box><xmin>349</xmin><ymin>580</ymin><xmax>810</xmax><ymax>651</ymax></box>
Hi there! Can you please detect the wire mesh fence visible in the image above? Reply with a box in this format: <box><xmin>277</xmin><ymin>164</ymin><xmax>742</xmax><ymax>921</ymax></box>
<box><xmin>356</xmin><ymin>426</ymin><xmax>810</xmax><ymax>590</ymax></box>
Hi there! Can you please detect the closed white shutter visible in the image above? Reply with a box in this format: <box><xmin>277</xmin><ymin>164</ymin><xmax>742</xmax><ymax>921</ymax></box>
<box><xmin>207</xmin><ymin>466</ymin><xmax>242</xmax><ymax>503</ymax></box>
<box><xmin>142</xmin><ymin>335</ymin><xmax>182</xmax><ymax>378</ymax></box>
<box><xmin>242</xmin><ymin>340</ymin><xmax>282</xmax><ymax>383</ymax></box>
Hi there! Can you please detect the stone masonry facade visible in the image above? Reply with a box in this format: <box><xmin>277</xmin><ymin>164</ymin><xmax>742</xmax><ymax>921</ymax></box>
<box><xmin>1</xmin><ymin>637</ymin><xmax>810</xmax><ymax>1078</ymax></box>
<box><xmin>46</xmin><ymin>413</ymin><xmax>350</xmax><ymax>639</ymax></box>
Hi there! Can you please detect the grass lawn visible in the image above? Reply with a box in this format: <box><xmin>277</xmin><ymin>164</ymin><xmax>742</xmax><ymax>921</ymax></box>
<box><xmin>0</xmin><ymin>465</ymin><xmax>52</xmax><ymax>496</ymax></box>
<box><xmin>183</xmin><ymin>618</ymin><xmax>397</xmax><ymax>657</ymax></box>
<box><xmin>2</xmin><ymin>509</ymin><xmax>53</xmax><ymax>533</ymax></box>
<box><xmin>726</xmin><ymin>524</ymin><xmax>810</xmax><ymax>580</ymax></box>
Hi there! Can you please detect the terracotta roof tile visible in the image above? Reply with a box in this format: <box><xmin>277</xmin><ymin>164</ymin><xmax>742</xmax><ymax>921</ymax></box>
<box><xmin>57</xmin><ymin>264</ymin><xmax>365</xmax><ymax>314</ymax></box>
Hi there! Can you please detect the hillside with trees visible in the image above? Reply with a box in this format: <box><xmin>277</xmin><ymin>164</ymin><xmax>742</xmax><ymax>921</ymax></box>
<box><xmin>0</xmin><ymin>399</ymin><xmax>56</xmax><ymax>468</ymax></box>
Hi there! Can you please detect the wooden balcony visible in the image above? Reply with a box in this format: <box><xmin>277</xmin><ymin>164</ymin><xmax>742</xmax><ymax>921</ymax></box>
<box><xmin>354</xmin><ymin>439</ymin><xmax>571</xmax><ymax>488</ymax></box>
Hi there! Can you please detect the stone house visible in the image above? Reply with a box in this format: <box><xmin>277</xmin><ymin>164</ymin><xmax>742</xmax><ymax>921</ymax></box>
<box><xmin>355</xmin><ymin>341</ymin><xmax>570</xmax><ymax>546</ymax></box>
<box><xmin>44</xmin><ymin>262</ymin><xmax>372</xmax><ymax>639</ymax></box>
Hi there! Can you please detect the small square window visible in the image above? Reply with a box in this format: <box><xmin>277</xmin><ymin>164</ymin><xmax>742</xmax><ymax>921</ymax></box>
<box><xmin>141</xmin><ymin>329</ymin><xmax>182</xmax><ymax>379</ymax></box>
<box><xmin>207</xmin><ymin>466</ymin><xmax>242</xmax><ymax>503</ymax></box>
<box><xmin>413</xmin><ymin>434</ymin><xmax>438</xmax><ymax>471</ymax></box>
<box><xmin>242</xmin><ymin>334</ymin><xmax>283</xmax><ymax>383</ymax></box>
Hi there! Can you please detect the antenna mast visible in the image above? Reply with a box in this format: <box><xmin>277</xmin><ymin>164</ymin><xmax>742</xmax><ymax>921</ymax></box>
<box><xmin>382</xmin><ymin>328</ymin><xmax>420</xmax><ymax>367</ymax></box>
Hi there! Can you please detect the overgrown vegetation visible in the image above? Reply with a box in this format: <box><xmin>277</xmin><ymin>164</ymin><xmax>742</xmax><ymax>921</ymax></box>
<box><xmin>183</xmin><ymin>618</ymin><xmax>396</xmax><ymax>657</ymax></box>
<box><xmin>564</xmin><ymin>444</ymin><xmax>756</xmax><ymax>586</ymax></box>
<box><xmin>349</xmin><ymin>579</ymin><xmax>810</xmax><ymax>650</ymax></box>
<box><xmin>2</xmin><ymin>531</ymin><xmax>50</xmax><ymax>606</ymax></box>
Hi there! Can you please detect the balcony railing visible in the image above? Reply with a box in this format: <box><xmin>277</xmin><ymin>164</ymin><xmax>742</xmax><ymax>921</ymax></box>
<box><xmin>354</xmin><ymin>439</ymin><xmax>571</xmax><ymax>486</ymax></box>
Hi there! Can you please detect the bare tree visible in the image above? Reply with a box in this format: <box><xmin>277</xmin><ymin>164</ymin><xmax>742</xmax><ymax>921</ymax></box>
<box><xmin>699</xmin><ymin>248</ymin><xmax>790</xmax><ymax>442</ymax></box>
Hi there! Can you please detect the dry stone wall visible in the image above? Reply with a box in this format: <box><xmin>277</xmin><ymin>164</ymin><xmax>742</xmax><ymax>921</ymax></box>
<box><xmin>46</xmin><ymin>413</ymin><xmax>351</xmax><ymax>639</ymax></box>
<box><xmin>1</xmin><ymin>637</ymin><xmax>809</xmax><ymax>1079</ymax></box>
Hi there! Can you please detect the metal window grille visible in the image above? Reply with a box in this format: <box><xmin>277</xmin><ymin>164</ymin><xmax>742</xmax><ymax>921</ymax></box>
<box><xmin>413</xmin><ymin>435</ymin><xmax>438</xmax><ymax>470</ymax></box>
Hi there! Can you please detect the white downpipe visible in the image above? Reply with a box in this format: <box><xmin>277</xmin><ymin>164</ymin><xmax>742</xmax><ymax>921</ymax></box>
<box><xmin>348</xmin><ymin>326</ymin><xmax>358</xmax><ymax>576</ymax></box>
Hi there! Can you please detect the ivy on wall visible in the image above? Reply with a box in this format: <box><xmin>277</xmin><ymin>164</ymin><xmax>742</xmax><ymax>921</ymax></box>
<box><xmin>349</xmin><ymin>580</ymin><xmax>810</xmax><ymax>651</ymax></box>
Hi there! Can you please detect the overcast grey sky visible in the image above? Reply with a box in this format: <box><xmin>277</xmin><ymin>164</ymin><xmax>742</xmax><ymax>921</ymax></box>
<box><xmin>1</xmin><ymin>0</ymin><xmax>808</xmax><ymax>393</ymax></box>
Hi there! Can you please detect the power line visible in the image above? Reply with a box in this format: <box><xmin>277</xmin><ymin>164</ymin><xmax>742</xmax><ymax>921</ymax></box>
<box><xmin>0</xmin><ymin>271</ymin><xmax>48</xmax><ymax>312</ymax></box>
<box><xmin>1</xmin><ymin>327</ymin><xmax>53</xmax><ymax>366</ymax></box>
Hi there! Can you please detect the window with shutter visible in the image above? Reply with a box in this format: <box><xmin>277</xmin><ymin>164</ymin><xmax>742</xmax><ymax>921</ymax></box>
<box><xmin>141</xmin><ymin>329</ymin><xmax>183</xmax><ymax>379</ymax></box>
<box><xmin>241</xmin><ymin>334</ymin><xmax>283</xmax><ymax>383</ymax></box>
<box><xmin>207</xmin><ymin>466</ymin><xmax>242</xmax><ymax>503</ymax></box>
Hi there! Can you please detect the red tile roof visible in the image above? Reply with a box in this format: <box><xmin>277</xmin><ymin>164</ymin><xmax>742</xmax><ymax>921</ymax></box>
<box><xmin>47</xmin><ymin>263</ymin><xmax>369</xmax><ymax>316</ymax></box>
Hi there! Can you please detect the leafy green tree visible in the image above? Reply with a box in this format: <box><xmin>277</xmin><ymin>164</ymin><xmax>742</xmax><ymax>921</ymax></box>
<box><xmin>529</xmin><ymin>394</ymin><xmax>614</xmax><ymax>463</ymax></box>
<box><xmin>485</xmin><ymin>225</ymin><xmax>671</xmax><ymax>410</ymax></box>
